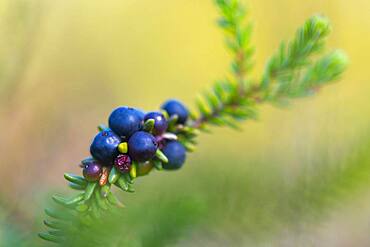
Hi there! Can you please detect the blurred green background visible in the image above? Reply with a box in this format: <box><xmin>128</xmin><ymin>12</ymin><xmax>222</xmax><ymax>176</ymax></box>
<box><xmin>0</xmin><ymin>0</ymin><xmax>369</xmax><ymax>246</ymax></box>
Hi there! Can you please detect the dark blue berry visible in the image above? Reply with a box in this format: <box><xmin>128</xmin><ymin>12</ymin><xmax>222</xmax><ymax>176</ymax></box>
<box><xmin>108</xmin><ymin>107</ymin><xmax>144</xmax><ymax>138</ymax></box>
<box><xmin>90</xmin><ymin>129</ymin><xmax>121</xmax><ymax>165</ymax></box>
<box><xmin>128</xmin><ymin>131</ymin><xmax>158</xmax><ymax>162</ymax></box>
<box><xmin>144</xmin><ymin>111</ymin><xmax>168</xmax><ymax>135</ymax></box>
<box><xmin>83</xmin><ymin>160</ymin><xmax>102</xmax><ymax>181</ymax></box>
<box><xmin>162</xmin><ymin>141</ymin><xmax>186</xmax><ymax>170</ymax></box>
<box><xmin>136</xmin><ymin>109</ymin><xmax>145</xmax><ymax>121</ymax></box>
<box><xmin>161</xmin><ymin>99</ymin><xmax>188</xmax><ymax>124</ymax></box>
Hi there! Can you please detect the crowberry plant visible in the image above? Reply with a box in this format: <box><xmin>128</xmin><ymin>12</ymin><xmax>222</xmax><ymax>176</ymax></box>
<box><xmin>39</xmin><ymin>0</ymin><xmax>347</xmax><ymax>244</ymax></box>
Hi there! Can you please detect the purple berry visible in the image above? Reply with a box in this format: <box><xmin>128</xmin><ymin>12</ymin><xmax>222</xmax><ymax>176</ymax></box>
<box><xmin>128</xmin><ymin>131</ymin><xmax>158</xmax><ymax>162</ymax></box>
<box><xmin>161</xmin><ymin>99</ymin><xmax>188</xmax><ymax>124</ymax></box>
<box><xmin>83</xmin><ymin>161</ymin><xmax>102</xmax><ymax>181</ymax></box>
<box><xmin>144</xmin><ymin>111</ymin><xmax>168</xmax><ymax>135</ymax></box>
<box><xmin>90</xmin><ymin>129</ymin><xmax>121</xmax><ymax>165</ymax></box>
<box><xmin>108</xmin><ymin>107</ymin><xmax>144</xmax><ymax>138</ymax></box>
<box><xmin>162</xmin><ymin>141</ymin><xmax>186</xmax><ymax>170</ymax></box>
<box><xmin>114</xmin><ymin>154</ymin><xmax>132</xmax><ymax>173</ymax></box>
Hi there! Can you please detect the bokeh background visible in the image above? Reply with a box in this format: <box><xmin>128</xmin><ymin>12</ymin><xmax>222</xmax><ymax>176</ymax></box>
<box><xmin>0</xmin><ymin>0</ymin><xmax>370</xmax><ymax>246</ymax></box>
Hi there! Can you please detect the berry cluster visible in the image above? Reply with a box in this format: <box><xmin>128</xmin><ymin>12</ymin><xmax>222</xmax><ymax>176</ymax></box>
<box><xmin>82</xmin><ymin>99</ymin><xmax>189</xmax><ymax>183</ymax></box>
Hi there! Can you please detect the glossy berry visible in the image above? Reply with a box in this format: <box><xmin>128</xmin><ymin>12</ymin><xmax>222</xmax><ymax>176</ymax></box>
<box><xmin>128</xmin><ymin>131</ymin><xmax>158</xmax><ymax>162</ymax></box>
<box><xmin>114</xmin><ymin>154</ymin><xmax>132</xmax><ymax>173</ymax></box>
<box><xmin>144</xmin><ymin>111</ymin><xmax>168</xmax><ymax>135</ymax></box>
<box><xmin>136</xmin><ymin>109</ymin><xmax>145</xmax><ymax>121</ymax></box>
<box><xmin>108</xmin><ymin>107</ymin><xmax>144</xmax><ymax>138</ymax></box>
<box><xmin>82</xmin><ymin>161</ymin><xmax>102</xmax><ymax>182</ymax></box>
<box><xmin>161</xmin><ymin>99</ymin><xmax>189</xmax><ymax>124</ymax></box>
<box><xmin>162</xmin><ymin>141</ymin><xmax>186</xmax><ymax>170</ymax></box>
<box><xmin>90</xmin><ymin>129</ymin><xmax>121</xmax><ymax>165</ymax></box>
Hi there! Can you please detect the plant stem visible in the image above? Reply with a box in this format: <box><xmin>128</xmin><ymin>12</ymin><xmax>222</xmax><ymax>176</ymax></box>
<box><xmin>191</xmin><ymin>84</ymin><xmax>262</xmax><ymax>129</ymax></box>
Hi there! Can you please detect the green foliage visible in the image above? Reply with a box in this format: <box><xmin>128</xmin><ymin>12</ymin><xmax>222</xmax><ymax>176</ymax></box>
<box><xmin>300</xmin><ymin>51</ymin><xmax>348</xmax><ymax>92</ymax></box>
<box><xmin>40</xmin><ymin>0</ymin><xmax>348</xmax><ymax>244</ymax></box>
<box><xmin>260</xmin><ymin>15</ymin><xmax>347</xmax><ymax>101</ymax></box>
<box><xmin>189</xmin><ymin>0</ymin><xmax>256</xmax><ymax>131</ymax></box>
<box><xmin>191</xmin><ymin>4</ymin><xmax>347</xmax><ymax>130</ymax></box>
<box><xmin>40</xmin><ymin>173</ymin><xmax>129</xmax><ymax>244</ymax></box>
<box><xmin>216</xmin><ymin>0</ymin><xmax>254</xmax><ymax>82</ymax></box>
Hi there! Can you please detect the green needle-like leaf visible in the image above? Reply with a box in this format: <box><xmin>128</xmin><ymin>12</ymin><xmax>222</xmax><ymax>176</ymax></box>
<box><xmin>84</xmin><ymin>182</ymin><xmax>97</xmax><ymax>201</ymax></box>
<box><xmin>153</xmin><ymin>160</ymin><xmax>163</xmax><ymax>170</ymax></box>
<box><xmin>68</xmin><ymin>182</ymin><xmax>86</xmax><ymax>191</ymax></box>
<box><xmin>143</xmin><ymin>119</ymin><xmax>155</xmax><ymax>132</ymax></box>
<box><xmin>94</xmin><ymin>187</ymin><xmax>109</xmax><ymax>210</ymax></box>
<box><xmin>108</xmin><ymin>167</ymin><xmax>120</xmax><ymax>184</ymax></box>
<box><xmin>116</xmin><ymin>176</ymin><xmax>129</xmax><ymax>191</ymax></box>
<box><xmin>43</xmin><ymin>220</ymin><xmax>69</xmax><ymax>230</ymax></box>
<box><xmin>38</xmin><ymin>232</ymin><xmax>64</xmax><ymax>243</ymax></box>
<box><xmin>107</xmin><ymin>191</ymin><xmax>125</xmax><ymax>208</ymax></box>
<box><xmin>64</xmin><ymin>173</ymin><xmax>87</xmax><ymax>187</ymax></box>
<box><xmin>155</xmin><ymin>149</ymin><xmax>169</xmax><ymax>163</ymax></box>
<box><xmin>44</xmin><ymin>208</ymin><xmax>72</xmax><ymax>221</ymax></box>
<box><xmin>100</xmin><ymin>184</ymin><xmax>111</xmax><ymax>198</ymax></box>
<box><xmin>52</xmin><ymin>194</ymin><xmax>84</xmax><ymax>207</ymax></box>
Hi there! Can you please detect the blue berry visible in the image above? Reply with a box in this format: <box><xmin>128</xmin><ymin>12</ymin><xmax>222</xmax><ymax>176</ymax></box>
<box><xmin>90</xmin><ymin>129</ymin><xmax>121</xmax><ymax>165</ymax></box>
<box><xmin>108</xmin><ymin>107</ymin><xmax>144</xmax><ymax>138</ymax></box>
<box><xmin>144</xmin><ymin>111</ymin><xmax>168</xmax><ymax>135</ymax></box>
<box><xmin>162</xmin><ymin>141</ymin><xmax>186</xmax><ymax>170</ymax></box>
<box><xmin>161</xmin><ymin>99</ymin><xmax>188</xmax><ymax>124</ymax></box>
<box><xmin>136</xmin><ymin>109</ymin><xmax>145</xmax><ymax>120</ymax></box>
<box><xmin>82</xmin><ymin>160</ymin><xmax>102</xmax><ymax>182</ymax></box>
<box><xmin>128</xmin><ymin>131</ymin><xmax>158</xmax><ymax>162</ymax></box>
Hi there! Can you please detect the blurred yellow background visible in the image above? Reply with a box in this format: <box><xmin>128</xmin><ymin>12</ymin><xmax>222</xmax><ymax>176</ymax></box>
<box><xmin>0</xmin><ymin>0</ymin><xmax>369</xmax><ymax>246</ymax></box>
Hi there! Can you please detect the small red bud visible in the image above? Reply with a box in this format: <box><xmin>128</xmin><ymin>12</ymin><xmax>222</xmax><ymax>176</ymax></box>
<box><xmin>114</xmin><ymin>154</ymin><xmax>132</xmax><ymax>173</ymax></box>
